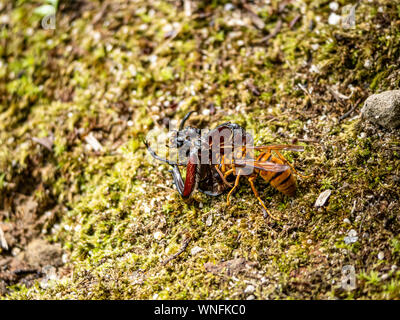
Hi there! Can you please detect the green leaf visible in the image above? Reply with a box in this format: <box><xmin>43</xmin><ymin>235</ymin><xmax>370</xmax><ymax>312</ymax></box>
<box><xmin>34</xmin><ymin>4</ymin><xmax>56</xmax><ymax>17</ymax></box>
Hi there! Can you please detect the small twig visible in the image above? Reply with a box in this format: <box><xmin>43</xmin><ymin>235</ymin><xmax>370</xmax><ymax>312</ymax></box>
<box><xmin>350</xmin><ymin>199</ymin><xmax>357</xmax><ymax>215</ymax></box>
<box><xmin>32</xmin><ymin>136</ymin><xmax>54</xmax><ymax>151</ymax></box>
<box><xmin>155</xmin><ymin>184</ymin><xmax>175</xmax><ymax>192</ymax></box>
<box><xmin>242</xmin><ymin>3</ymin><xmax>265</xmax><ymax>29</ymax></box>
<box><xmin>184</xmin><ymin>0</ymin><xmax>192</xmax><ymax>17</ymax></box>
<box><xmin>289</xmin><ymin>14</ymin><xmax>301</xmax><ymax>29</ymax></box>
<box><xmin>339</xmin><ymin>98</ymin><xmax>362</xmax><ymax>122</ymax></box>
<box><xmin>92</xmin><ymin>2</ymin><xmax>109</xmax><ymax>25</ymax></box>
<box><xmin>358</xmin><ymin>191</ymin><xmax>366</xmax><ymax>233</ymax></box>
<box><xmin>13</xmin><ymin>269</ymin><xmax>43</xmax><ymax>277</ymax></box>
<box><xmin>245</xmin><ymin>79</ymin><xmax>261</xmax><ymax>96</ymax></box>
<box><xmin>297</xmin><ymin>83</ymin><xmax>314</xmax><ymax>106</ymax></box>
<box><xmin>162</xmin><ymin>237</ymin><xmax>191</xmax><ymax>266</ymax></box>
<box><xmin>295</xmin><ymin>138</ymin><xmax>319</xmax><ymax>144</ymax></box>
<box><xmin>257</xmin><ymin>19</ymin><xmax>282</xmax><ymax>44</ymax></box>
<box><xmin>328</xmin><ymin>86</ymin><xmax>352</xmax><ymax>102</ymax></box>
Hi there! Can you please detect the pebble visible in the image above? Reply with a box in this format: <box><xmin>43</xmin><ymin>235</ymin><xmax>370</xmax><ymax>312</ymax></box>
<box><xmin>153</xmin><ymin>231</ymin><xmax>164</xmax><ymax>240</ymax></box>
<box><xmin>39</xmin><ymin>265</ymin><xmax>58</xmax><ymax>289</ymax></box>
<box><xmin>329</xmin><ymin>2</ymin><xmax>339</xmax><ymax>11</ymax></box>
<box><xmin>364</xmin><ymin>59</ymin><xmax>372</xmax><ymax>69</ymax></box>
<box><xmin>244</xmin><ymin>285</ymin><xmax>255</xmax><ymax>294</ymax></box>
<box><xmin>311</xmin><ymin>43</ymin><xmax>320</xmax><ymax>51</ymax></box>
<box><xmin>224</xmin><ymin>3</ymin><xmax>234</xmax><ymax>11</ymax></box>
<box><xmin>190</xmin><ymin>246</ymin><xmax>203</xmax><ymax>256</ymax></box>
<box><xmin>328</xmin><ymin>13</ymin><xmax>341</xmax><ymax>25</ymax></box>
<box><xmin>11</xmin><ymin>247</ymin><xmax>21</xmax><ymax>257</ymax></box>
<box><xmin>314</xmin><ymin>190</ymin><xmax>332</xmax><ymax>208</ymax></box>
<box><xmin>309</xmin><ymin>64</ymin><xmax>320</xmax><ymax>74</ymax></box>
<box><xmin>206</xmin><ymin>214</ymin><xmax>213</xmax><ymax>227</ymax></box>
<box><xmin>0</xmin><ymin>226</ymin><xmax>8</xmax><ymax>250</ymax></box>
<box><xmin>246</xmin><ymin>295</ymin><xmax>255</xmax><ymax>300</ymax></box>
<box><xmin>62</xmin><ymin>253</ymin><xmax>69</xmax><ymax>264</ymax></box>
<box><xmin>361</xmin><ymin>90</ymin><xmax>400</xmax><ymax>129</ymax></box>
<box><xmin>378</xmin><ymin>251</ymin><xmax>384</xmax><ymax>260</ymax></box>
<box><xmin>343</xmin><ymin>218</ymin><xmax>351</xmax><ymax>225</ymax></box>
<box><xmin>344</xmin><ymin>229</ymin><xmax>358</xmax><ymax>244</ymax></box>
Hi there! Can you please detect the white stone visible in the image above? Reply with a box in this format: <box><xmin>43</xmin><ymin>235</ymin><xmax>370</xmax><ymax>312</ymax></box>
<box><xmin>329</xmin><ymin>2</ymin><xmax>339</xmax><ymax>11</ymax></box>
<box><xmin>311</xmin><ymin>43</ymin><xmax>320</xmax><ymax>51</ymax></box>
<box><xmin>328</xmin><ymin>13</ymin><xmax>341</xmax><ymax>25</ymax></box>
<box><xmin>190</xmin><ymin>246</ymin><xmax>203</xmax><ymax>256</ymax></box>
<box><xmin>344</xmin><ymin>229</ymin><xmax>358</xmax><ymax>244</ymax></box>
<box><xmin>381</xmin><ymin>273</ymin><xmax>389</xmax><ymax>280</ymax></box>
<box><xmin>153</xmin><ymin>231</ymin><xmax>164</xmax><ymax>240</ymax></box>
<box><xmin>202</xmin><ymin>109</ymin><xmax>210</xmax><ymax>116</ymax></box>
<box><xmin>361</xmin><ymin>90</ymin><xmax>400</xmax><ymax>129</ymax></box>
<box><xmin>309</xmin><ymin>64</ymin><xmax>320</xmax><ymax>74</ymax></box>
<box><xmin>206</xmin><ymin>214</ymin><xmax>213</xmax><ymax>227</ymax></box>
<box><xmin>314</xmin><ymin>189</ymin><xmax>331</xmax><ymax>207</ymax></box>
<box><xmin>364</xmin><ymin>59</ymin><xmax>372</xmax><ymax>69</ymax></box>
<box><xmin>244</xmin><ymin>285</ymin><xmax>255</xmax><ymax>294</ymax></box>
<box><xmin>224</xmin><ymin>3</ymin><xmax>234</xmax><ymax>11</ymax></box>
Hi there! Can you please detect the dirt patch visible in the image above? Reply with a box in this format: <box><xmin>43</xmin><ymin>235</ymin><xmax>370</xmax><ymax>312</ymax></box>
<box><xmin>0</xmin><ymin>193</ymin><xmax>65</xmax><ymax>296</ymax></box>
<box><xmin>204</xmin><ymin>258</ymin><xmax>259</xmax><ymax>276</ymax></box>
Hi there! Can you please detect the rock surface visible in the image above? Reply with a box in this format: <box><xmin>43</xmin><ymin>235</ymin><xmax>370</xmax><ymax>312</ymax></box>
<box><xmin>361</xmin><ymin>90</ymin><xmax>400</xmax><ymax>129</ymax></box>
<box><xmin>24</xmin><ymin>239</ymin><xmax>63</xmax><ymax>268</ymax></box>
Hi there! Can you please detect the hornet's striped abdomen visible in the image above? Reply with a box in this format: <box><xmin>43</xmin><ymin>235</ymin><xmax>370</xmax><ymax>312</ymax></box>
<box><xmin>257</xmin><ymin>152</ymin><xmax>297</xmax><ymax>196</ymax></box>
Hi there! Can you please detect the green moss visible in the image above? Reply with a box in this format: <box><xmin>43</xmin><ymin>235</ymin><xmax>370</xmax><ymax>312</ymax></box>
<box><xmin>1</xmin><ymin>0</ymin><xmax>400</xmax><ymax>300</ymax></box>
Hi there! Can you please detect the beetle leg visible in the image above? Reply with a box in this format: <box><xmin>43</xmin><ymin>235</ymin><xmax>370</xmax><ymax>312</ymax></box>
<box><xmin>248</xmin><ymin>176</ymin><xmax>280</xmax><ymax>221</ymax></box>
<box><xmin>274</xmin><ymin>150</ymin><xmax>311</xmax><ymax>179</ymax></box>
<box><xmin>144</xmin><ymin>140</ymin><xmax>186</xmax><ymax>166</ymax></box>
<box><xmin>169</xmin><ymin>159</ymin><xmax>197</xmax><ymax>198</ymax></box>
<box><xmin>179</xmin><ymin>111</ymin><xmax>195</xmax><ymax>130</ymax></box>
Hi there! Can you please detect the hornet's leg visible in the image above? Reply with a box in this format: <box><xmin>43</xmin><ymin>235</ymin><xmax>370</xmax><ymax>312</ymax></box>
<box><xmin>244</xmin><ymin>145</ymin><xmax>304</xmax><ymax>152</ymax></box>
<box><xmin>274</xmin><ymin>150</ymin><xmax>311</xmax><ymax>179</ymax></box>
<box><xmin>221</xmin><ymin>154</ymin><xmax>227</xmax><ymax>172</ymax></box>
<box><xmin>223</xmin><ymin>168</ymin><xmax>235</xmax><ymax>179</ymax></box>
<box><xmin>248</xmin><ymin>176</ymin><xmax>280</xmax><ymax>221</ymax></box>
<box><xmin>226</xmin><ymin>169</ymin><xmax>242</xmax><ymax>206</ymax></box>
